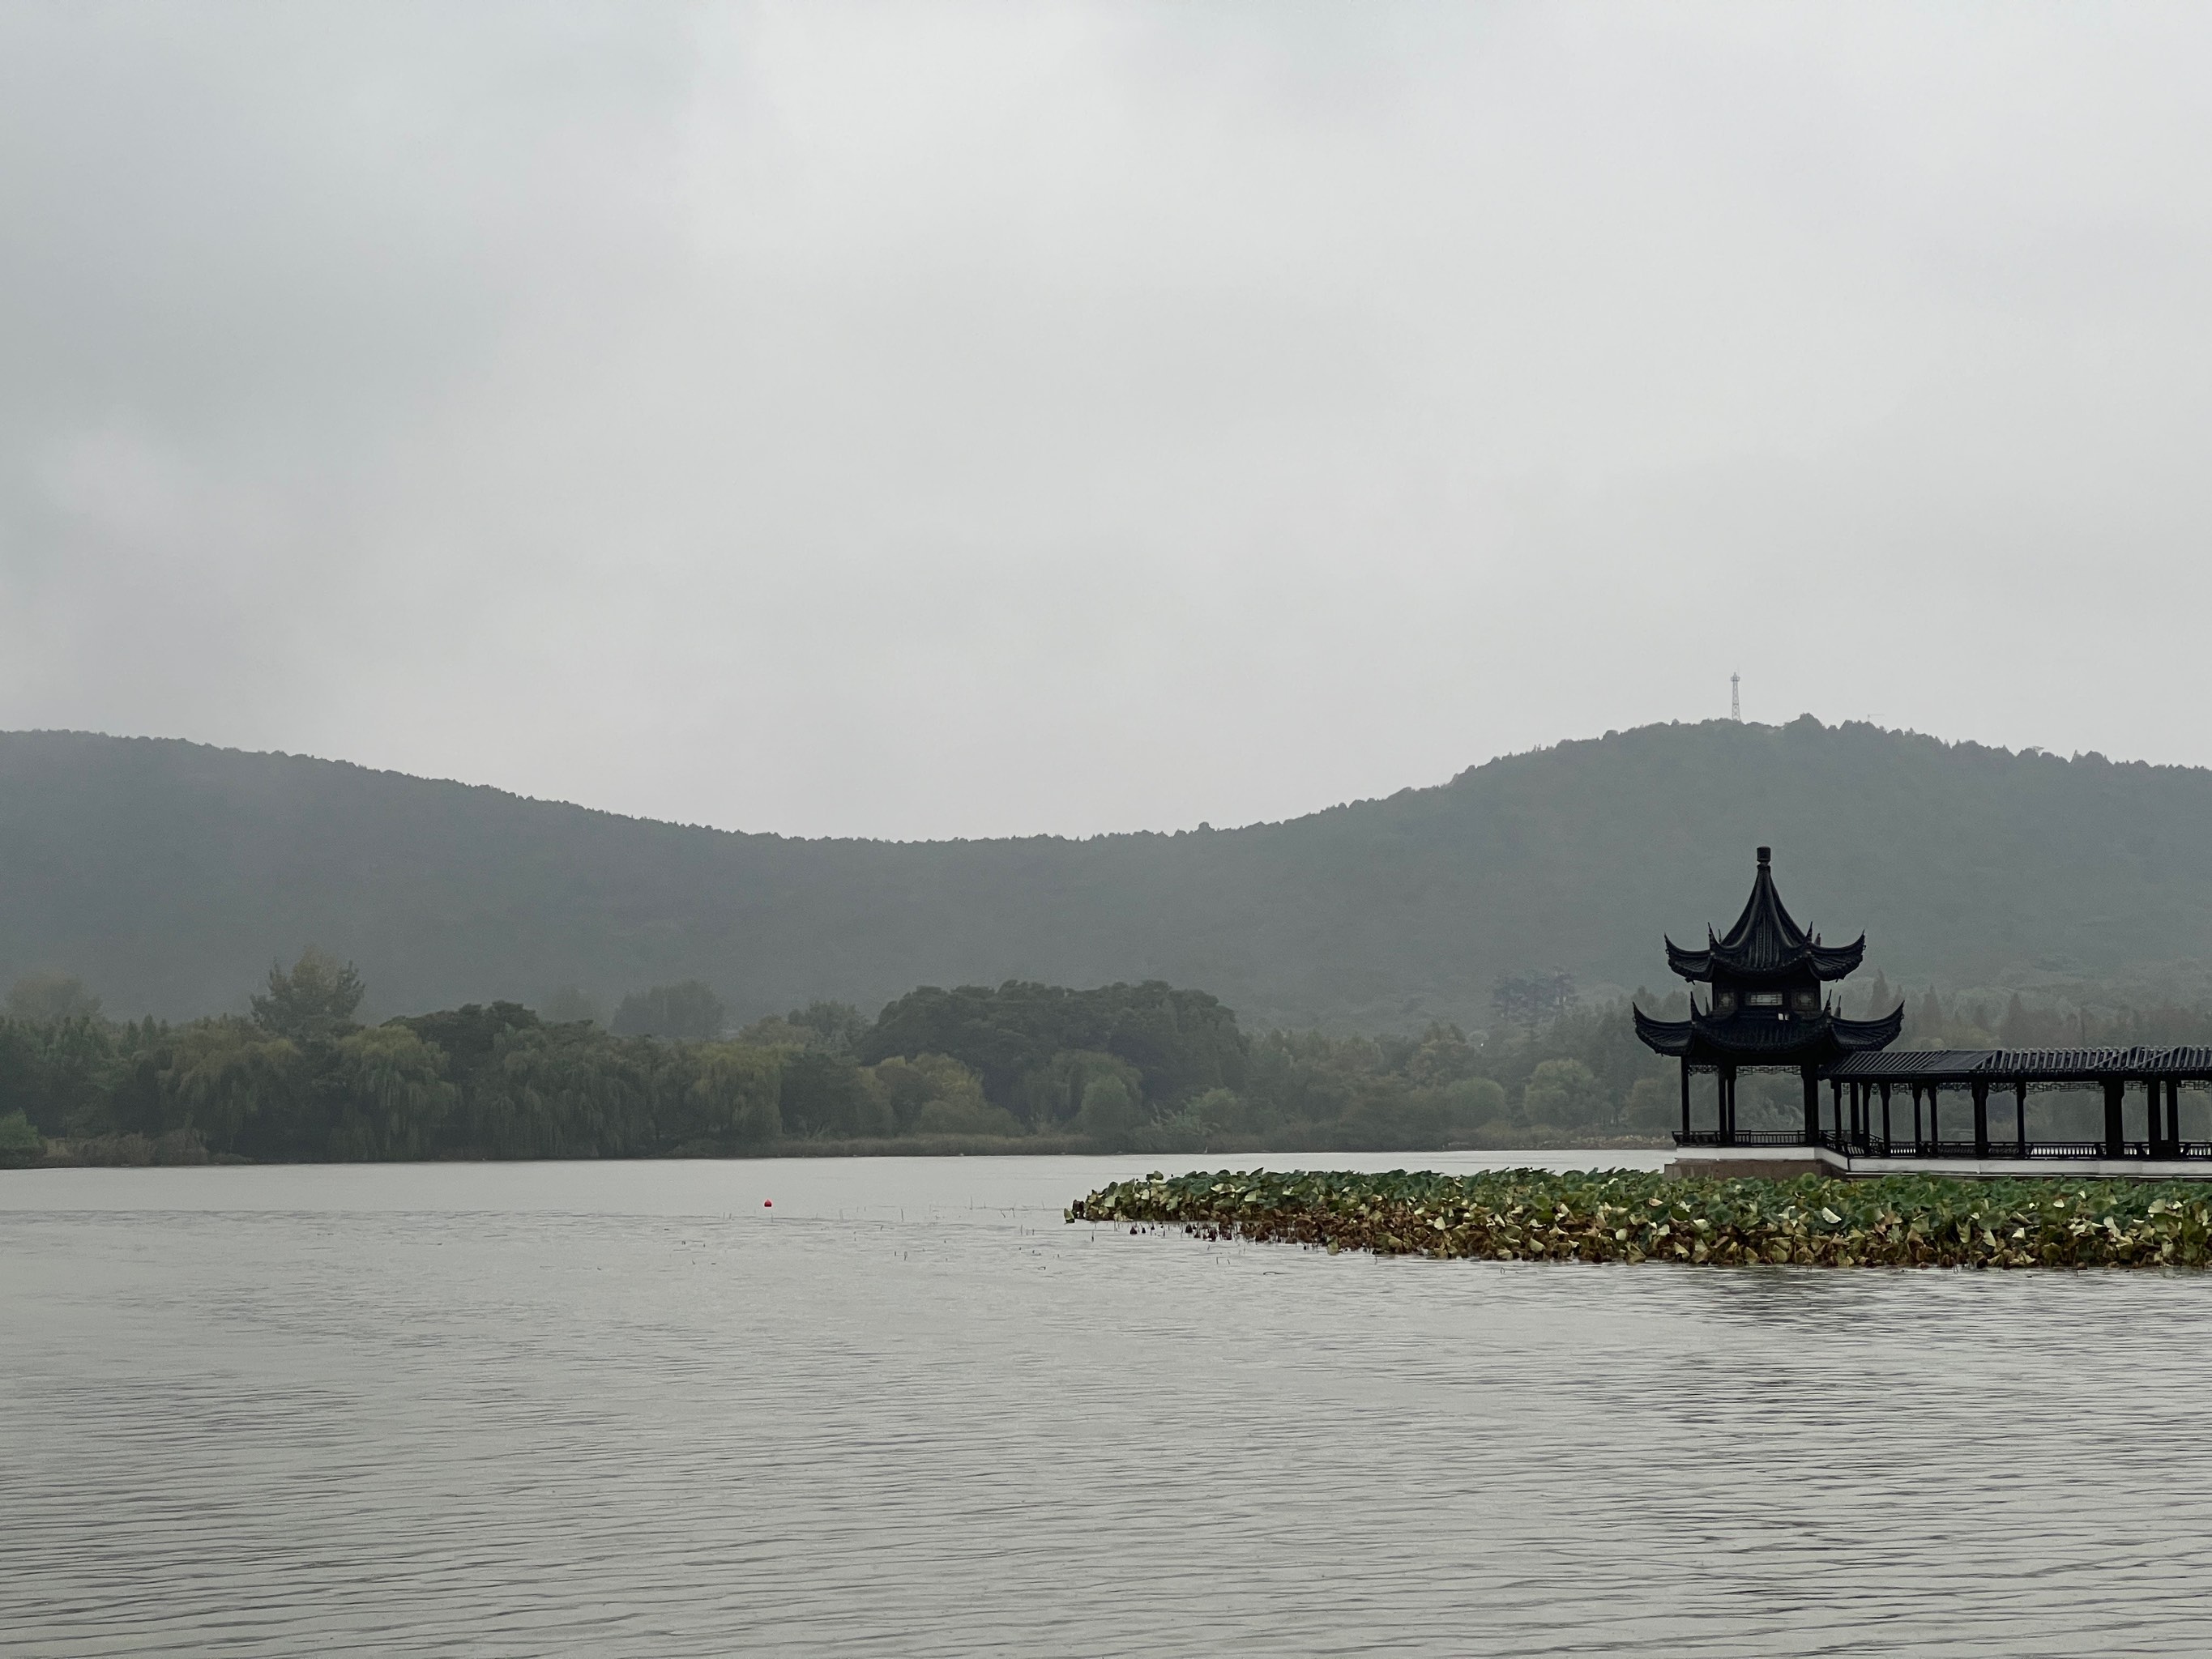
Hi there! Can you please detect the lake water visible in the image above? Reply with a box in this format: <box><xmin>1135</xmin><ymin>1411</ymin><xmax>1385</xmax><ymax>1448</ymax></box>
<box><xmin>7</xmin><ymin>1153</ymin><xmax>2212</xmax><ymax>1656</ymax></box>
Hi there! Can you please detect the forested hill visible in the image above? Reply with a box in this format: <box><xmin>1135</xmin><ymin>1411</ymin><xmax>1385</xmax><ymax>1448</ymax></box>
<box><xmin>5</xmin><ymin>719</ymin><xmax>2212</xmax><ymax>1028</ymax></box>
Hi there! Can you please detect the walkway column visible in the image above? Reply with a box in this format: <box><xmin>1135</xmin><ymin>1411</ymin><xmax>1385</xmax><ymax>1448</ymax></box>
<box><xmin>1722</xmin><ymin>1065</ymin><xmax>1737</xmax><ymax>1145</ymax></box>
<box><xmin>2171</xmin><ymin>1080</ymin><xmax>2184</xmax><ymax>1152</ymax></box>
<box><xmin>1881</xmin><ymin>1081</ymin><xmax>1893</xmax><ymax>1148</ymax></box>
<box><xmin>2103</xmin><ymin>1078</ymin><xmax>2124</xmax><ymax>1158</ymax></box>
<box><xmin>2014</xmin><ymin>1081</ymin><xmax>2027</xmax><ymax>1154</ymax></box>
<box><xmin>1802</xmin><ymin>1067</ymin><xmax>1820</xmax><ymax>1145</ymax></box>
<box><xmin>1912</xmin><ymin>1085</ymin><xmax>1923</xmax><ymax>1149</ymax></box>
<box><xmin>1971</xmin><ymin>1081</ymin><xmax>1989</xmax><ymax>1159</ymax></box>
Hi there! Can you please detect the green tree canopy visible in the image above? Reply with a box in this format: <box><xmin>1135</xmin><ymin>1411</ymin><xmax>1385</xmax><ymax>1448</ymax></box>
<box><xmin>870</xmin><ymin>1052</ymin><xmax>989</xmax><ymax>1133</ymax></box>
<box><xmin>250</xmin><ymin>948</ymin><xmax>365</xmax><ymax>1041</ymax></box>
<box><xmin>861</xmin><ymin>980</ymin><xmax>1246</xmax><ymax>1111</ymax></box>
<box><xmin>160</xmin><ymin>1020</ymin><xmax>302</xmax><ymax>1149</ymax></box>
<box><xmin>326</xmin><ymin>1026</ymin><xmax>454</xmax><ymax>1160</ymax></box>
<box><xmin>785</xmin><ymin>1000</ymin><xmax>869</xmax><ymax>1057</ymax></box>
<box><xmin>778</xmin><ymin>1048</ymin><xmax>892</xmax><ymax>1139</ymax></box>
<box><xmin>1522</xmin><ymin>1057</ymin><xmax>1607</xmax><ymax>1129</ymax></box>
<box><xmin>1074</xmin><ymin>1073</ymin><xmax>1143</xmax><ymax>1149</ymax></box>
<box><xmin>684</xmin><ymin>1043</ymin><xmax>785</xmax><ymax>1149</ymax></box>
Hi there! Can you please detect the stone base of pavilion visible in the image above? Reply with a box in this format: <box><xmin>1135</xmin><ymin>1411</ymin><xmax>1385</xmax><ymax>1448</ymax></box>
<box><xmin>1665</xmin><ymin>1143</ymin><xmax>2212</xmax><ymax>1183</ymax></box>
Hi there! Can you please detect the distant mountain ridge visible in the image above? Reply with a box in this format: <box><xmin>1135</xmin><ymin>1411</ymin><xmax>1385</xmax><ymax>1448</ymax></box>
<box><xmin>4</xmin><ymin>719</ymin><xmax>2211</xmax><ymax>1028</ymax></box>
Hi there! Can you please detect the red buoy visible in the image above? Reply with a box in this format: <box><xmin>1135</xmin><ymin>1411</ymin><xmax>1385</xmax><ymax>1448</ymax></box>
<box><xmin>762</xmin><ymin>1200</ymin><xmax>773</xmax><ymax>1208</ymax></box>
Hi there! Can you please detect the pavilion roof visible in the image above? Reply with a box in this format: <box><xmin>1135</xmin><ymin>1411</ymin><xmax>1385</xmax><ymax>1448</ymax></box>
<box><xmin>1630</xmin><ymin>1001</ymin><xmax>1902</xmax><ymax>1062</ymax></box>
<box><xmin>1665</xmin><ymin>847</ymin><xmax>1864</xmax><ymax>983</ymax></box>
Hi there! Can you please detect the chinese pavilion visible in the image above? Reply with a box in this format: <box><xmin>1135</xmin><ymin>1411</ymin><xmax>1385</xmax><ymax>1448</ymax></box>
<box><xmin>1637</xmin><ymin>847</ymin><xmax>2212</xmax><ymax>1171</ymax></box>
<box><xmin>1634</xmin><ymin>847</ymin><xmax>1902</xmax><ymax>1144</ymax></box>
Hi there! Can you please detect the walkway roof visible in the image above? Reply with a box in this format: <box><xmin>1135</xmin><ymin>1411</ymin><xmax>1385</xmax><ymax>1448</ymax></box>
<box><xmin>1828</xmin><ymin>1047</ymin><xmax>2212</xmax><ymax>1084</ymax></box>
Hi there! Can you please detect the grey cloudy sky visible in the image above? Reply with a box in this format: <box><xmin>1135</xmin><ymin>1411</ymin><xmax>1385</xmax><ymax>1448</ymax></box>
<box><xmin>3</xmin><ymin>2</ymin><xmax>2209</xmax><ymax>838</ymax></box>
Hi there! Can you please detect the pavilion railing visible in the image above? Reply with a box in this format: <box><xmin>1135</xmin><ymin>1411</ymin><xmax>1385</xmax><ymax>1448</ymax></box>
<box><xmin>1672</xmin><ymin>1130</ymin><xmax>2212</xmax><ymax>1162</ymax></box>
<box><xmin>1824</xmin><ymin>1135</ymin><xmax>2212</xmax><ymax>1161</ymax></box>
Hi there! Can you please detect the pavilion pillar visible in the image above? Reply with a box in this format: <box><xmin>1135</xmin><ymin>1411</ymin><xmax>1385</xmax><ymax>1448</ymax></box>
<box><xmin>1722</xmin><ymin>1065</ymin><xmax>1737</xmax><ymax>1145</ymax></box>
<box><xmin>1971</xmin><ymin>1081</ymin><xmax>1989</xmax><ymax>1159</ymax></box>
<box><xmin>1911</xmin><ymin>1085</ymin><xmax>1923</xmax><ymax>1149</ymax></box>
<box><xmin>2103</xmin><ymin>1078</ymin><xmax>2124</xmax><ymax>1159</ymax></box>
<box><xmin>1880</xmin><ymin>1082</ymin><xmax>1893</xmax><ymax>1149</ymax></box>
<box><xmin>2014</xmin><ymin>1081</ymin><xmax>2027</xmax><ymax>1154</ymax></box>
<box><xmin>1822</xmin><ymin>1074</ymin><xmax>1838</xmax><ymax>1145</ymax></box>
<box><xmin>1930</xmin><ymin>1087</ymin><xmax>1941</xmax><ymax>1149</ymax></box>
<box><xmin>1679</xmin><ymin>1060</ymin><xmax>1691</xmax><ymax>1141</ymax></box>
<box><xmin>2171</xmin><ymin>1080</ymin><xmax>2184</xmax><ymax>1152</ymax></box>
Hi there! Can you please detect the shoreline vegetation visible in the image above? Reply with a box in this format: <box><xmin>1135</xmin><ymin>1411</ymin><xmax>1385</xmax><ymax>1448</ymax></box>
<box><xmin>1070</xmin><ymin>1168</ymin><xmax>2212</xmax><ymax>1270</ymax></box>
<box><xmin>13</xmin><ymin>946</ymin><xmax>2210</xmax><ymax>1171</ymax></box>
<box><xmin>0</xmin><ymin>955</ymin><xmax>1685</xmax><ymax>1169</ymax></box>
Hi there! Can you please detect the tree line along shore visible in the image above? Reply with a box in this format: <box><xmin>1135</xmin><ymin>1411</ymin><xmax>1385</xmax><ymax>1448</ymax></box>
<box><xmin>2</xmin><ymin>953</ymin><xmax>1665</xmax><ymax>1166</ymax></box>
<box><xmin>6</xmin><ymin>952</ymin><xmax>2212</xmax><ymax>1167</ymax></box>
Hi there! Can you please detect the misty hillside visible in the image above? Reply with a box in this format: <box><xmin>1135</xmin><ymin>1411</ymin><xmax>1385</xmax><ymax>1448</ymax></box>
<box><xmin>5</xmin><ymin>719</ymin><xmax>2211</xmax><ymax>1029</ymax></box>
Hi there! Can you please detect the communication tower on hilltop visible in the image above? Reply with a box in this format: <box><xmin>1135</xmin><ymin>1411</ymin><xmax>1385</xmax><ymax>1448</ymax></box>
<box><xmin>1730</xmin><ymin>672</ymin><xmax>1740</xmax><ymax>722</ymax></box>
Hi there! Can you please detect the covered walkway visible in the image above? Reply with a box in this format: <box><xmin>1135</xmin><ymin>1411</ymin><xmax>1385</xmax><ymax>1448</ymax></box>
<box><xmin>1676</xmin><ymin>1047</ymin><xmax>2212</xmax><ymax>1162</ymax></box>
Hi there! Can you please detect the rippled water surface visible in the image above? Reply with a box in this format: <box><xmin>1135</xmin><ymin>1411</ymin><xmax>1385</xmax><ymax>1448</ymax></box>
<box><xmin>7</xmin><ymin>1153</ymin><xmax>2212</xmax><ymax>1656</ymax></box>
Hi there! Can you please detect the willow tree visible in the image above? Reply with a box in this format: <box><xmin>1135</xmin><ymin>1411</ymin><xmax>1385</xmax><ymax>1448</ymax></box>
<box><xmin>327</xmin><ymin>1026</ymin><xmax>455</xmax><ymax>1161</ymax></box>
<box><xmin>160</xmin><ymin>1021</ymin><xmax>303</xmax><ymax>1152</ymax></box>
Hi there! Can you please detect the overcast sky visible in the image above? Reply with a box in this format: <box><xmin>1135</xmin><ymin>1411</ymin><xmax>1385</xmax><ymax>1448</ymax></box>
<box><xmin>3</xmin><ymin>3</ymin><xmax>2209</xmax><ymax>839</ymax></box>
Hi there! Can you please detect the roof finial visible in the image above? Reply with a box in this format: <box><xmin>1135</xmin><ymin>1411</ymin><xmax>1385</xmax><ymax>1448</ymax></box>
<box><xmin>1757</xmin><ymin>846</ymin><xmax>1771</xmax><ymax>866</ymax></box>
